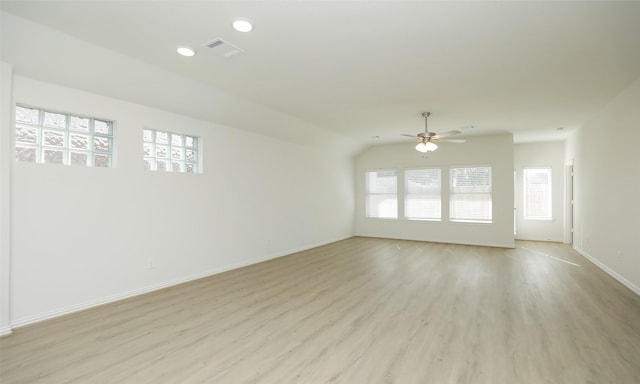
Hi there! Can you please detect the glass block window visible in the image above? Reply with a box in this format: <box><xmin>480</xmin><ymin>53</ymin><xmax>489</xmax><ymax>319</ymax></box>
<box><xmin>15</xmin><ymin>105</ymin><xmax>114</xmax><ymax>167</ymax></box>
<box><xmin>450</xmin><ymin>166</ymin><xmax>492</xmax><ymax>223</ymax></box>
<box><xmin>366</xmin><ymin>170</ymin><xmax>398</xmax><ymax>219</ymax></box>
<box><xmin>405</xmin><ymin>168</ymin><xmax>441</xmax><ymax>220</ymax></box>
<box><xmin>143</xmin><ymin>129</ymin><xmax>199</xmax><ymax>173</ymax></box>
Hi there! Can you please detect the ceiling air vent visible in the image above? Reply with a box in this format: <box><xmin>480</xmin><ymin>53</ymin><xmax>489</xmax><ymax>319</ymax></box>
<box><xmin>202</xmin><ymin>38</ymin><xmax>244</xmax><ymax>58</ymax></box>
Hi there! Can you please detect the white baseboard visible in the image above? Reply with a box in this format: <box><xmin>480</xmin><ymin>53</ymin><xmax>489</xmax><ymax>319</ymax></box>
<box><xmin>0</xmin><ymin>325</ymin><xmax>12</xmax><ymax>336</ymax></box>
<box><xmin>574</xmin><ymin>246</ymin><xmax>640</xmax><ymax>296</ymax></box>
<box><xmin>10</xmin><ymin>235</ymin><xmax>353</xmax><ymax>329</ymax></box>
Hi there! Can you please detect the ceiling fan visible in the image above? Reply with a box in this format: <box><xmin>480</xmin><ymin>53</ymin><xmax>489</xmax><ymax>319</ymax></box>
<box><xmin>402</xmin><ymin>112</ymin><xmax>466</xmax><ymax>152</ymax></box>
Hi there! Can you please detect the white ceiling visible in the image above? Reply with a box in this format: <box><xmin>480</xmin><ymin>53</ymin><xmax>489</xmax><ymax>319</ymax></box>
<box><xmin>2</xmin><ymin>1</ymin><xmax>640</xmax><ymax>145</ymax></box>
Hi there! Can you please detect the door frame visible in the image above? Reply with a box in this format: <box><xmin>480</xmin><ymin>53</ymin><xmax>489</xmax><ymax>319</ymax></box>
<box><xmin>564</xmin><ymin>163</ymin><xmax>574</xmax><ymax>244</ymax></box>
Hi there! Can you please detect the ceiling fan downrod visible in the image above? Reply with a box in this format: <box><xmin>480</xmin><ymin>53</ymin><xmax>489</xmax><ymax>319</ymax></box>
<box><xmin>422</xmin><ymin>112</ymin><xmax>431</xmax><ymax>133</ymax></box>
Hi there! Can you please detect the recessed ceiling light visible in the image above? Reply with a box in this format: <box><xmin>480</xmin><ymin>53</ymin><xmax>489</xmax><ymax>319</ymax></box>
<box><xmin>177</xmin><ymin>46</ymin><xmax>196</xmax><ymax>57</ymax></box>
<box><xmin>232</xmin><ymin>18</ymin><xmax>253</xmax><ymax>32</ymax></box>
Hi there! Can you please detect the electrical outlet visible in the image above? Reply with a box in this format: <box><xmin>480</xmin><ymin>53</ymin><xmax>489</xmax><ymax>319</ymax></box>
<box><xmin>617</xmin><ymin>250</ymin><xmax>622</xmax><ymax>257</ymax></box>
<box><xmin>147</xmin><ymin>259</ymin><xmax>154</xmax><ymax>270</ymax></box>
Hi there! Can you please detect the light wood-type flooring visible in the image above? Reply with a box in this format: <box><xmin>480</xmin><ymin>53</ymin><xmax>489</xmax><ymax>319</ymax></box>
<box><xmin>1</xmin><ymin>237</ymin><xmax>640</xmax><ymax>383</ymax></box>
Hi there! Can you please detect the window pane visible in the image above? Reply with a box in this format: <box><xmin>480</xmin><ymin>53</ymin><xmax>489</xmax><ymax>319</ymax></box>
<box><xmin>143</xmin><ymin>129</ymin><xmax>153</xmax><ymax>142</ymax></box>
<box><xmin>70</xmin><ymin>116</ymin><xmax>90</xmax><ymax>132</ymax></box>
<box><xmin>94</xmin><ymin>154</ymin><xmax>111</xmax><ymax>168</ymax></box>
<box><xmin>143</xmin><ymin>143</ymin><xmax>153</xmax><ymax>157</ymax></box>
<box><xmin>44</xmin><ymin>149</ymin><xmax>65</xmax><ymax>164</ymax></box>
<box><xmin>450</xmin><ymin>194</ymin><xmax>492</xmax><ymax>221</ymax></box>
<box><xmin>171</xmin><ymin>147</ymin><xmax>184</xmax><ymax>160</ymax></box>
<box><xmin>406</xmin><ymin>169</ymin><xmax>440</xmax><ymax>193</ymax></box>
<box><xmin>406</xmin><ymin>168</ymin><xmax>441</xmax><ymax>220</ymax></box>
<box><xmin>94</xmin><ymin>120</ymin><xmax>112</xmax><ymax>135</ymax></box>
<box><xmin>16</xmin><ymin>146</ymin><xmax>37</xmax><ymax>162</ymax></box>
<box><xmin>43</xmin><ymin>112</ymin><xmax>66</xmax><ymax>128</ymax></box>
<box><xmin>70</xmin><ymin>152</ymin><xmax>89</xmax><ymax>166</ymax></box>
<box><xmin>16</xmin><ymin>126</ymin><xmax>38</xmax><ymax>144</ymax></box>
<box><xmin>157</xmin><ymin>159</ymin><xmax>169</xmax><ymax>171</ymax></box>
<box><xmin>185</xmin><ymin>149</ymin><xmax>196</xmax><ymax>161</ymax></box>
<box><xmin>144</xmin><ymin>158</ymin><xmax>155</xmax><ymax>171</ymax></box>
<box><xmin>524</xmin><ymin>168</ymin><xmax>552</xmax><ymax>219</ymax></box>
<box><xmin>172</xmin><ymin>161</ymin><xmax>183</xmax><ymax>172</ymax></box>
<box><xmin>16</xmin><ymin>106</ymin><xmax>40</xmax><ymax>124</ymax></box>
<box><xmin>156</xmin><ymin>145</ymin><xmax>168</xmax><ymax>158</ymax></box>
<box><xmin>185</xmin><ymin>162</ymin><xmax>196</xmax><ymax>173</ymax></box>
<box><xmin>451</xmin><ymin>167</ymin><xmax>491</xmax><ymax>193</ymax></box>
<box><xmin>156</xmin><ymin>131</ymin><xmax>168</xmax><ymax>145</ymax></box>
<box><xmin>366</xmin><ymin>170</ymin><xmax>397</xmax><ymax>218</ymax></box>
<box><xmin>366</xmin><ymin>194</ymin><xmax>398</xmax><ymax>219</ymax></box>
<box><xmin>406</xmin><ymin>197</ymin><xmax>441</xmax><ymax>219</ymax></box>
<box><xmin>450</xmin><ymin>166</ymin><xmax>492</xmax><ymax>222</ymax></box>
<box><xmin>185</xmin><ymin>136</ymin><xmax>196</xmax><ymax>148</ymax></box>
<box><xmin>43</xmin><ymin>130</ymin><xmax>65</xmax><ymax>147</ymax></box>
<box><xmin>171</xmin><ymin>134</ymin><xmax>183</xmax><ymax>146</ymax></box>
<box><xmin>367</xmin><ymin>171</ymin><xmax>397</xmax><ymax>193</ymax></box>
<box><xmin>70</xmin><ymin>134</ymin><xmax>89</xmax><ymax>150</ymax></box>
<box><xmin>93</xmin><ymin>136</ymin><xmax>111</xmax><ymax>152</ymax></box>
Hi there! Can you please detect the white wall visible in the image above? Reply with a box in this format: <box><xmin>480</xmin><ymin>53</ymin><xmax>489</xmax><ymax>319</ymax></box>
<box><xmin>1</xmin><ymin>9</ymin><xmax>360</xmax><ymax>330</ymax></box>
<box><xmin>7</xmin><ymin>76</ymin><xmax>355</xmax><ymax>327</ymax></box>
<box><xmin>0</xmin><ymin>11</ymin><xmax>360</xmax><ymax>152</ymax></box>
<box><xmin>355</xmin><ymin>134</ymin><xmax>515</xmax><ymax>248</ymax></box>
<box><xmin>0</xmin><ymin>62</ymin><xmax>12</xmax><ymax>335</ymax></box>
<box><xmin>571</xmin><ymin>76</ymin><xmax>640</xmax><ymax>294</ymax></box>
<box><xmin>514</xmin><ymin>141</ymin><xmax>565</xmax><ymax>242</ymax></box>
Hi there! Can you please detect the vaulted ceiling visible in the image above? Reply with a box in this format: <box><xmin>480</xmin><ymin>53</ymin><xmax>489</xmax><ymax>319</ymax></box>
<box><xmin>2</xmin><ymin>1</ymin><xmax>640</xmax><ymax>146</ymax></box>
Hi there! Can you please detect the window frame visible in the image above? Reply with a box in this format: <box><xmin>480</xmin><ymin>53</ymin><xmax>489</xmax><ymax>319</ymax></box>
<box><xmin>404</xmin><ymin>167</ymin><xmax>442</xmax><ymax>221</ymax></box>
<box><xmin>14</xmin><ymin>104</ymin><xmax>115</xmax><ymax>167</ymax></box>
<box><xmin>365</xmin><ymin>169</ymin><xmax>398</xmax><ymax>219</ymax></box>
<box><xmin>523</xmin><ymin>167</ymin><xmax>553</xmax><ymax>220</ymax></box>
<box><xmin>143</xmin><ymin>128</ymin><xmax>200</xmax><ymax>173</ymax></box>
<box><xmin>449</xmin><ymin>165</ymin><xmax>493</xmax><ymax>223</ymax></box>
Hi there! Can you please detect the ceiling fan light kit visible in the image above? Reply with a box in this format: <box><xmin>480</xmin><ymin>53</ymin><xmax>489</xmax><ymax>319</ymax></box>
<box><xmin>415</xmin><ymin>141</ymin><xmax>438</xmax><ymax>153</ymax></box>
<box><xmin>402</xmin><ymin>112</ymin><xmax>466</xmax><ymax>153</ymax></box>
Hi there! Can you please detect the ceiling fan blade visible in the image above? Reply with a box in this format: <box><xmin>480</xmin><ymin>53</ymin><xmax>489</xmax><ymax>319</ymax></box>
<box><xmin>432</xmin><ymin>130</ymin><xmax>462</xmax><ymax>139</ymax></box>
<box><xmin>434</xmin><ymin>138</ymin><xmax>466</xmax><ymax>143</ymax></box>
<box><xmin>400</xmin><ymin>134</ymin><xmax>417</xmax><ymax>138</ymax></box>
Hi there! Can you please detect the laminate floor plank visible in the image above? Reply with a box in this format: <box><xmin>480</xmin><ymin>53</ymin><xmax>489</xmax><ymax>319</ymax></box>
<box><xmin>1</xmin><ymin>238</ymin><xmax>639</xmax><ymax>383</ymax></box>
